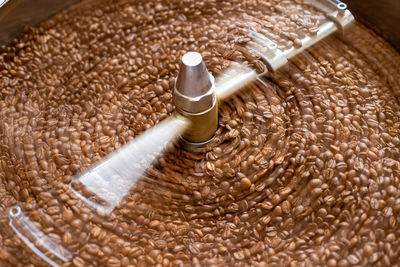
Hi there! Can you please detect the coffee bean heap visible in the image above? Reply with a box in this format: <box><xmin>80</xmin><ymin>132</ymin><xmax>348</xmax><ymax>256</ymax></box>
<box><xmin>1</xmin><ymin>0</ymin><xmax>400</xmax><ymax>266</ymax></box>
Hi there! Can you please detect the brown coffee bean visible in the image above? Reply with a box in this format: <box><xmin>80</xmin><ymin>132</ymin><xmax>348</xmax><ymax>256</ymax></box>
<box><xmin>240</xmin><ymin>177</ymin><xmax>252</xmax><ymax>190</ymax></box>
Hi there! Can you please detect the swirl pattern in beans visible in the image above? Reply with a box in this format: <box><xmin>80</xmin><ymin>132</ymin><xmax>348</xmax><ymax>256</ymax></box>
<box><xmin>0</xmin><ymin>0</ymin><xmax>400</xmax><ymax>266</ymax></box>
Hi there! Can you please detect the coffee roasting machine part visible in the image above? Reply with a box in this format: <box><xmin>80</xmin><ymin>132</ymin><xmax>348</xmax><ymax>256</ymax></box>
<box><xmin>174</xmin><ymin>0</ymin><xmax>355</xmax><ymax>150</ymax></box>
<box><xmin>174</xmin><ymin>52</ymin><xmax>219</xmax><ymax>150</ymax></box>
<box><xmin>174</xmin><ymin>53</ymin><xmax>261</xmax><ymax>151</ymax></box>
<box><xmin>1</xmin><ymin>0</ymin><xmax>400</xmax><ymax>265</ymax></box>
<box><xmin>247</xmin><ymin>0</ymin><xmax>355</xmax><ymax>71</ymax></box>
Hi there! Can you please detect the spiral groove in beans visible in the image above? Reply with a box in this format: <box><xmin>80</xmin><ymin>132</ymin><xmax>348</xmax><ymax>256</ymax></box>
<box><xmin>0</xmin><ymin>0</ymin><xmax>400</xmax><ymax>266</ymax></box>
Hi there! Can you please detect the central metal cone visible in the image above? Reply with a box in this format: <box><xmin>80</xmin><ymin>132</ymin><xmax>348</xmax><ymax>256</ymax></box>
<box><xmin>176</xmin><ymin>52</ymin><xmax>213</xmax><ymax>97</ymax></box>
<box><xmin>174</xmin><ymin>51</ymin><xmax>218</xmax><ymax>147</ymax></box>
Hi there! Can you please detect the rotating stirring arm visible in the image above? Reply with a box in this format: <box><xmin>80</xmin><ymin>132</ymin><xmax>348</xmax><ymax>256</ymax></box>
<box><xmin>247</xmin><ymin>0</ymin><xmax>355</xmax><ymax>71</ymax></box>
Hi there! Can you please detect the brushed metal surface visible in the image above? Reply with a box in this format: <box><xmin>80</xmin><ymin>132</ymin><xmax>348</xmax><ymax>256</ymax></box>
<box><xmin>344</xmin><ymin>0</ymin><xmax>400</xmax><ymax>51</ymax></box>
<box><xmin>174</xmin><ymin>52</ymin><xmax>218</xmax><ymax>144</ymax></box>
<box><xmin>0</xmin><ymin>0</ymin><xmax>80</xmax><ymax>45</ymax></box>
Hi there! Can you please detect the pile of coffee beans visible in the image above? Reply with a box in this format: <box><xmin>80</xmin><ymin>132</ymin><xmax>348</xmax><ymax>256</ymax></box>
<box><xmin>0</xmin><ymin>0</ymin><xmax>400</xmax><ymax>266</ymax></box>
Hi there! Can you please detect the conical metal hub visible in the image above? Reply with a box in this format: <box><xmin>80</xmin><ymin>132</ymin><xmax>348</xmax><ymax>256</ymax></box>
<box><xmin>174</xmin><ymin>52</ymin><xmax>215</xmax><ymax>114</ymax></box>
<box><xmin>176</xmin><ymin>52</ymin><xmax>213</xmax><ymax>97</ymax></box>
<box><xmin>174</xmin><ymin>52</ymin><xmax>218</xmax><ymax>147</ymax></box>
